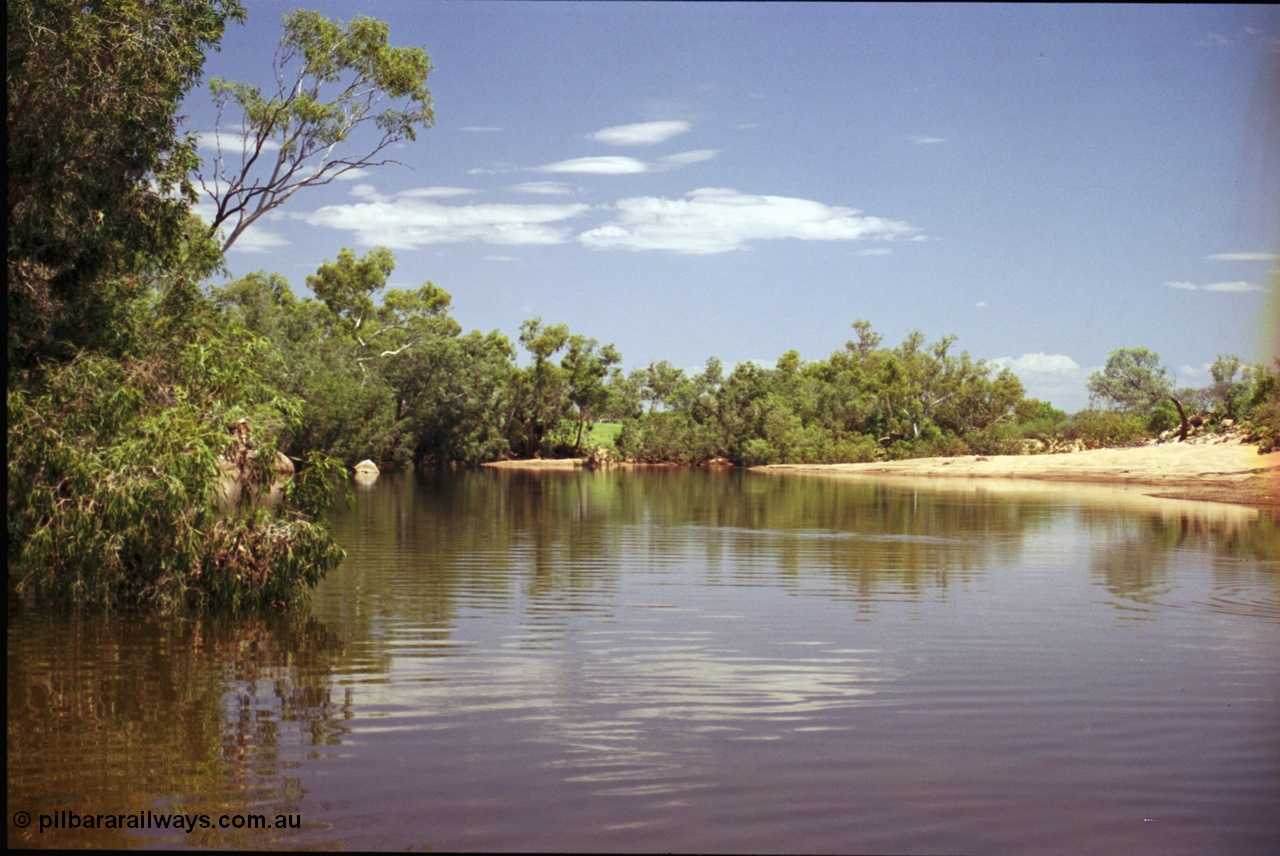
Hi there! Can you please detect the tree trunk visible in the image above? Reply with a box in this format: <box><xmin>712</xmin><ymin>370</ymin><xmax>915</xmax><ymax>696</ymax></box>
<box><xmin>1169</xmin><ymin>395</ymin><xmax>1189</xmax><ymax>442</ymax></box>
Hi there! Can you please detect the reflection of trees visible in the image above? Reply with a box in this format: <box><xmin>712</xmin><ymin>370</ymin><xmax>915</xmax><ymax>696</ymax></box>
<box><xmin>1083</xmin><ymin>507</ymin><xmax>1279</xmax><ymax>610</ymax></box>
<box><xmin>316</xmin><ymin>470</ymin><xmax>1055</xmax><ymax>627</ymax></box>
<box><xmin>6</xmin><ymin>610</ymin><xmax>346</xmax><ymax>848</ymax></box>
<box><xmin>319</xmin><ymin>471</ymin><xmax>1279</xmax><ymax>633</ymax></box>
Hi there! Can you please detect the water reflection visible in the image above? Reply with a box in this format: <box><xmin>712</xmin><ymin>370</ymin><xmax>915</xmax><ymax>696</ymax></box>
<box><xmin>8</xmin><ymin>470</ymin><xmax>1278</xmax><ymax>852</ymax></box>
<box><xmin>6</xmin><ymin>610</ymin><xmax>346</xmax><ymax>848</ymax></box>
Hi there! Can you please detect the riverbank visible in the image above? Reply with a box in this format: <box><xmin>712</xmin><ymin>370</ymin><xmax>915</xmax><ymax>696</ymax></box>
<box><xmin>755</xmin><ymin>441</ymin><xmax>1280</xmax><ymax>508</ymax></box>
<box><xmin>482</xmin><ymin>458</ymin><xmax>587</xmax><ymax>470</ymax></box>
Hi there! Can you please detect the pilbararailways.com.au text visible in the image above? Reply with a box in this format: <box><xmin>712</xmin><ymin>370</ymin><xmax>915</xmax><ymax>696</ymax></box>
<box><xmin>16</xmin><ymin>809</ymin><xmax>300</xmax><ymax>834</ymax></box>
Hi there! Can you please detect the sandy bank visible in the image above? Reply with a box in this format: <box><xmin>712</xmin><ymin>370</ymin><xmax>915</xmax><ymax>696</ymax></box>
<box><xmin>482</xmin><ymin>458</ymin><xmax>586</xmax><ymax>470</ymax></box>
<box><xmin>755</xmin><ymin>442</ymin><xmax>1280</xmax><ymax>509</ymax></box>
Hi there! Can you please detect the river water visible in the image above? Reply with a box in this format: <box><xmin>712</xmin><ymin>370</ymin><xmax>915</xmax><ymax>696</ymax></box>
<box><xmin>8</xmin><ymin>468</ymin><xmax>1279</xmax><ymax>852</ymax></box>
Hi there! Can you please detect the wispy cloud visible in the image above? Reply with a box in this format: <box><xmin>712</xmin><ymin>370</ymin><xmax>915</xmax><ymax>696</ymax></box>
<box><xmin>994</xmin><ymin>353</ymin><xmax>1081</xmax><ymax>374</ymax></box>
<box><xmin>1205</xmin><ymin>281</ymin><xmax>1266</xmax><ymax>292</ymax></box>
<box><xmin>1197</xmin><ymin>33</ymin><xmax>1231</xmax><ymax>47</ymax></box>
<box><xmin>193</xmin><ymin>201</ymin><xmax>288</xmax><ymax>253</ymax></box>
<box><xmin>510</xmin><ymin>181</ymin><xmax>577</xmax><ymax>195</ymax></box>
<box><xmin>909</xmin><ymin>135</ymin><xmax>947</xmax><ymax>145</ymax></box>
<box><xmin>534</xmin><ymin>150</ymin><xmax>718</xmax><ymax>175</ymax></box>
<box><xmin>657</xmin><ymin>149</ymin><xmax>720</xmax><ymax>169</ymax></box>
<box><xmin>577</xmin><ymin>188</ymin><xmax>918</xmax><ymax>254</ymax></box>
<box><xmin>589</xmin><ymin>120</ymin><xmax>691</xmax><ymax>146</ymax></box>
<box><xmin>1205</xmin><ymin>252</ymin><xmax>1278</xmax><ymax>261</ymax></box>
<box><xmin>348</xmin><ymin>185</ymin><xmax>476</xmax><ymax>204</ymax></box>
<box><xmin>1165</xmin><ymin>280</ymin><xmax>1266</xmax><ymax>292</ymax></box>
<box><xmin>399</xmin><ymin>187</ymin><xmax>479</xmax><ymax>198</ymax></box>
<box><xmin>196</xmin><ymin>131</ymin><xmax>280</xmax><ymax>153</ymax></box>
<box><xmin>536</xmin><ymin>156</ymin><xmax>649</xmax><ymax>175</ymax></box>
<box><xmin>227</xmin><ymin>228</ymin><xmax>290</xmax><ymax>253</ymax></box>
<box><xmin>302</xmin><ymin>193</ymin><xmax>591</xmax><ymax>249</ymax></box>
<box><xmin>467</xmin><ymin>163</ymin><xmax>518</xmax><ymax>176</ymax></box>
<box><xmin>458</xmin><ymin>125</ymin><xmax>502</xmax><ymax>133</ymax></box>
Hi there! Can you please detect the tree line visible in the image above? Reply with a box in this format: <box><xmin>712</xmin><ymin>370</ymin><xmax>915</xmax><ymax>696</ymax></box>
<box><xmin>8</xmin><ymin>2</ymin><xmax>1277</xmax><ymax>611</ymax></box>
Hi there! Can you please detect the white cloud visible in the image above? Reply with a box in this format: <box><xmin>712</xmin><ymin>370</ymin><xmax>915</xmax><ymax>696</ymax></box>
<box><xmin>468</xmin><ymin>163</ymin><xmax>517</xmax><ymax>176</ymax></box>
<box><xmin>192</xmin><ymin>200</ymin><xmax>288</xmax><ymax>253</ymax></box>
<box><xmin>577</xmin><ymin>187</ymin><xmax>918</xmax><ymax>254</ymax></box>
<box><xmin>536</xmin><ymin>156</ymin><xmax>649</xmax><ymax>175</ymax></box>
<box><xmin>1205</xmin><ymin>252</ymin><xmax>1278</xmax><ymax>261</ymax></box>
<box><xmin>332</xmin><ymin>168</ymin><xmax>369</xmax><ymax>182</ymax></box>
<box><xmin>974</xmin><ymin>300</ymin><xmax>987</xmax><ymax>307</ymax></box>
<box><xmin>459</xmin><ymin>125</ymin><xmax>502</xmax><ymax>132</ymax></box>
<box><xmin>994</xmin><ymin>353</ymin><xmax>1081</xmax><ymax>374</ymax></box>
<box><xmin>909</xmin><ymin>135</ymin><xmax>947</xmax><ymax>145</ymax></box>
<box><xmin>589</xmin><ymin>120</ymin><xmax>691</xmax><ymax>146</ymax></box>
<box><xmin>398</xmin><ymin>186</ymin><xmax>478</xmax><ymax>198</ymax></box>
<box><xmin>1198</xmin><ymin>33</ymin><xmax>1231</xmax><ymax>47</ymax></box>
<box><xmin>348</xmin><ymin>184</ymin><xmax>387</xmax><ymax>202</ymax></box>
<box><xmin>1204</xmin><ymin>280</ymin><xmax>1265</xmax><ymax>292</ymax></box>
<box><xmin>657</xmin><ymin>149</ymin><xmax>720</xmax><ymax>169</ymax></box>
<box><xmin>226</xmin><ymin>227</ymin><xmax>290</xmax><ymax>254</ymax></box>
<box><xmin>302</xmin><ymin>195</ymin><xmax>591</xmax><ymax>249</ymax></box>
<box><xmin>858</xmin><ymin>247</ymin><xmax>893</xmax><ymax>256</ymax></box>
<box><xmin>510</xmin><ymin>181</ymin><xmax>577</xmax><ymax>195</ymax></box>
<box><xmin>195</xmin><ymin>131</ymin><xmax>280</xmax><ymax>153</ymax></box>
<box><xmin>1168</xmin><ymin>279</ymin><xmax>1266</xmax><ymax>292</ymax></box>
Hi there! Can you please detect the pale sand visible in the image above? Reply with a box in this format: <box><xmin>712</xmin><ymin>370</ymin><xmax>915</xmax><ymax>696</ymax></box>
<box><xmin>755</xmin><ymin>442</ymin><xmax>1280</xmax><ymax>509</ymax></box>
<box><xmin>482</xmin><ymin>458</ymin><xmax>586</xmax><ymax>470</ymax></box>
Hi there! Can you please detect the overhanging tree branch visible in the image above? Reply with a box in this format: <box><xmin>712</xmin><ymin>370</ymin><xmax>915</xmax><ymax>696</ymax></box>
<box><xmin>195</xmin><ymin>10</ymin><xmax>433</xmax><ymax>251</ymax></box>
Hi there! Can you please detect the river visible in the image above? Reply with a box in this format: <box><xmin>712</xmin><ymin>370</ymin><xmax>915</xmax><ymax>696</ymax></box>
<box><xmin>8</xmin><ymin>468</ymin><xmax>1279</xmax><ymax>852</ymax></box>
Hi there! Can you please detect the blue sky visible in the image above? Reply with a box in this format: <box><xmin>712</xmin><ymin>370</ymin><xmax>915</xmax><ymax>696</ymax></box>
<box><xmin>189</xmin><ymin>2</ymin><xmax>1280</xmax><ymax>412</ymax></box>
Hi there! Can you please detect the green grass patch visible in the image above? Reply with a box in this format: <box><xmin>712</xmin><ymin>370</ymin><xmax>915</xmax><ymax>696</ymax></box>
<box><xmin>585</xmin><ymin>421</ymin><xmax>623</xmax><ymax>447</ymax></box>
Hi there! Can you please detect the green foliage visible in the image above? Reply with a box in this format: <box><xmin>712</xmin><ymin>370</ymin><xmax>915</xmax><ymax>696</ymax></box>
<box><xmin>8</xmin><ymin>0</ymin><xmax>245</xmax><ymax>368</ymax></box>
<box><xmin>211</xmin><ymin>248</ymin><xmax>503</xmax><ymax>467</ymax></box>
<box><xmin>1059</xmin><ymin>410</ymin><xmax>1149</xmax><ymax>449</ymax></box>
<box><xmin>1147</xmin><ymin>400</ymin><xmax>1182</xmax><ymax>434</ymax></box>
<box><xmin>608</xmin><ymin>322</ymin><xmax>1026</xmax><ymax>465</ymax></box>
<box><xmin>562</xmin><ymin>335</ymin><xmax>622</xmax><ymax>453</ymax></box>
<box><xmin>1087</xmin><ymin>346</ymin><xmax>1172</xmax><ymax>413</ymax></box>
<box><xmin>1243</xmin><ymin>359</ymin><xmax>1280</xmax><ymax>452</ymax></box>
<box><xmin>7</xmin><ymin>328</ymin><xmax>345</xmax><ymax>611</ymax></box>
<box><xmin>200</xmin><ymin>9</ymin><xmax>433</xmax><ymax>250</ymax></box>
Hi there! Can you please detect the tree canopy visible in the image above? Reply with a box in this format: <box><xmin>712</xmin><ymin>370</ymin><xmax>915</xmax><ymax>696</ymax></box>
<box><xmin>7</xmin><ymin>0</ymin><xmax>245</xmax><ymax>368</ymax></box>
<box><xmin>198</xmin><ymin>9</ymin><xmax>434</xmax><ymax>251</ymax></box>
<box><xmin>1087</xmin><ymin>346</ymin><xmax>1173</xmax><ymax>413</ymax></box>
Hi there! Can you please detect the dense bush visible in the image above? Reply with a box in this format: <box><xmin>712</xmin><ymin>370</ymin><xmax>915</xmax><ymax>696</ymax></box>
<box><xmin>7</xmin><ymin>326</ymin><xmax>346</xmax><ymax>611</ymax></box>
<box><xmin>1058</xmin><ymin>410</ymin><xmax>1149</xmax><ymax>449</ymax></box>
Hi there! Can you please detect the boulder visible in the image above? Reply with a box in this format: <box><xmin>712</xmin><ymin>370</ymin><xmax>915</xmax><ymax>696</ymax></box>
<box><xmin>353</xmin><ymin>459</ymin><xmax>380</xmax><ymax>479</ymax></box>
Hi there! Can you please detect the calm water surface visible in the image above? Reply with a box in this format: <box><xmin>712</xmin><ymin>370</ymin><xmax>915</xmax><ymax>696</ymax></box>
<box><xmin>8</xmin><ymin>469</ymin><xmax>1280</xmax><ymax>852</ymax></box>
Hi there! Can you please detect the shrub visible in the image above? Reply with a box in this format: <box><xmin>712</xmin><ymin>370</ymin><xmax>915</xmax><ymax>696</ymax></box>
<box><xmin>1060</xmin><ymin>409</ymin><xmax>1149</xmax><ymax>449</ymax></box>
<box><xmin>7</xmin><ymin>336</ymin><xmax>347</xmax><ymax>611</ymax></box>
<box><xmin>1147</xmin><ymin>400</ymin><xmax>1182</xmax><ymax>434</ymax></box>
<box><xmin>965</xmin><ymin>423</ymin><xmax>1025</xmax><ymax>456</ymax></box>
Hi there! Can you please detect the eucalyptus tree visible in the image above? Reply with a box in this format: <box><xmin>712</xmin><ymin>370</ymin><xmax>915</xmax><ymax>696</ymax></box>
<box><xmin>198</xmin><ymin>9</ymin><xmax>434</xmax><ymax>251</ymax></box>
<box><xmin>8</xmin><ymin>0</ymin><xmax>245</xmax><ymax>367</ymax></box>
<box><xmin>562</xmin><ymin>335</ymin><xmax>622</xmax><ymax>453</ymax></box>
<box><xmin>1087</xmin><ymin>346</ymin><xmax>1192</xmax><ymax>439</ymax></box>
<box><xmin>1087</xmin><ymin>347</ymin><xmax>1173</xmax><ymax>412</ymax></box>
<box><xmin>509</xmin><ymin>318</ymin><xmax>571</xmax><ymax>456</ymax></box>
